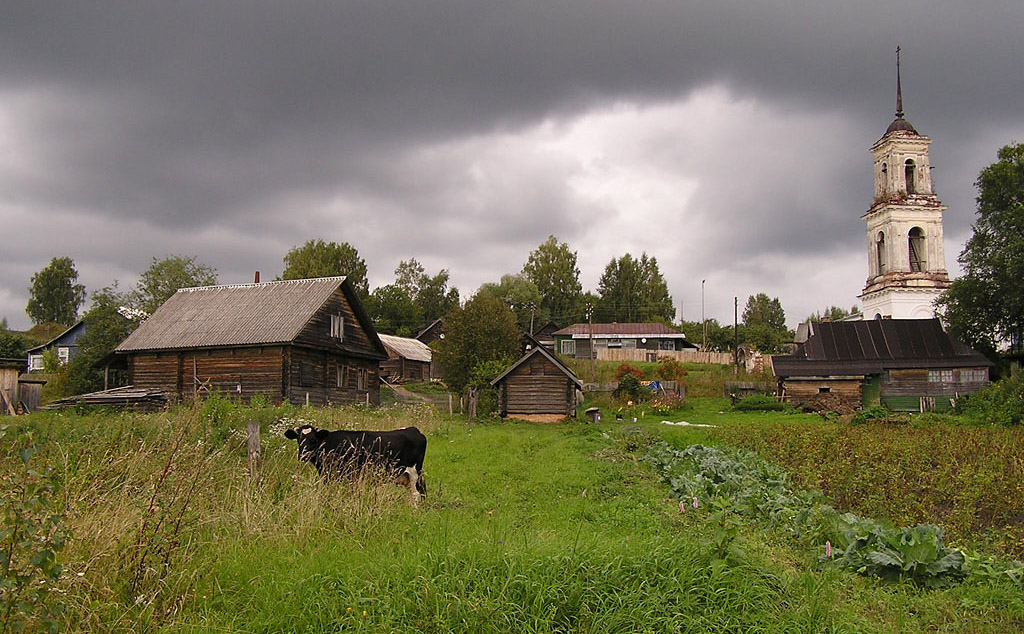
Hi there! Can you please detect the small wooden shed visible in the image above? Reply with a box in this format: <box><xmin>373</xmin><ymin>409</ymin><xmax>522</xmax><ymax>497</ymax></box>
<box><xmin>0</xmin><ymin>358</ymin><xmax>24</xmax><ymax>415</ymax></box>
<box><xmin>378</xmin><ymin>334</ymin><xmax>432</xmax><ymax>383</ymax></box>
<box><xmin>491</xmin><ymin>345</ymin><xmax>583</xmax><ymax>421</ymax></box>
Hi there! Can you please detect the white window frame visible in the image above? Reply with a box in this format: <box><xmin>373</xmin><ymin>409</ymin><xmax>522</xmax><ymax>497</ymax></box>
<box><xmin>621</xmin><ymin>339</ymin><xmax>636</xmax><ymax>350</ymax></box>
<box><xmin>330</xmin><ymin>314</ymin><xmax>344</xmax><ymax>340</ymax></box>
<box><xmin>659</xmin><ymin>339</ymin><xmax>675</xmax><ymax>351</ymax></box>
<box><xmin>560</xmin><ymin>340</ymin><xmax>576</xmax><ymax>356</ymax></box>
<box><xmin>57</xmin><ymin>347</ymin><xmax>70</xmax><ymax>364</ymax></box>
<box><xmin>28</xmin><ymin>354</ymin><xmax>44</xmax><ymax>371</ymax></box>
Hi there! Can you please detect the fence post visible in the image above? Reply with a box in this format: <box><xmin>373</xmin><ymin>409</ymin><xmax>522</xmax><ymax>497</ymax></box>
<box><xmin>247</xmin><ymin>420</ymin><xmax>261</xmax><ymax>482</ymax></box>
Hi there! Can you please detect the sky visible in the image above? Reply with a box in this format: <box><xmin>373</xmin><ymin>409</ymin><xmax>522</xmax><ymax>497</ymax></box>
<box><xmin>3</xmin><ymin>1</ymin><xmax>1023</xmax><ymax>332</ymax></box>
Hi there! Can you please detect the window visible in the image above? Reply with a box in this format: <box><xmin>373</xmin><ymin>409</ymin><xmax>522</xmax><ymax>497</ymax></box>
<box><xmin>560</xmin><ymin>340</ymin><xmax>576</xmax><ymax>356</ymax></box>
<box><xmin>928</xmin><ymin>370</ymin><xmax>954</xmax><ymax>383</ymax></box>
<box><xmin>57</xmin><ymin>347</ymin><xmax>70</xmax><ymax>364</ymax></box>
<box><xmin>357</xmin><ymin>368</ymin><xmax>366</xmax><ymax>391</ymax></box>
<box><xmin>607</xmin><ymin>338</ymin><xmax>622</xmax><ymax>348</ymax></box>
<box><xmin>330</xmin><ymin>314</ymin><xmax>344</xmax><ymax>340</ymax></box>
<box><xmin>876</xmin><ymin>232</ymin><xmax>886</xmax><ymax>274</ymax></box>
<box><xmin>659</xmin><ymin>339</ymin><xmax>676</xmax><ymax>351</ymax></box>
<box><xmin>818</xmin><ymin>387</ymin><xmax>831</xmax><ymax>394</ymax></box>
<box><xmin>908</xmin><ymin>227</ymin><xmax>926</xmax><ymax>272</ymax></box>
<box><xmin>905</xmin><ymin>159</ymin><xmax>916</xmax><ymax>194</ymax></box>
<box><xmin>28</xmin><ymin>354</ymin><xmax>44</xmax><ymax>371</ymax></box>
<box><xmin>337</xmin><ymin>366</ymin><xmax>345</xmax><ymax>388</ymax></box>
<box><xmin>960</xmin><ymin>369</ymin><xmax>987</xmax><ymax>383</ymax></box>
<box><xmin>621</xmin><ymin>339</ymin><xmax>636</xmax><ymax>349</ymax></box>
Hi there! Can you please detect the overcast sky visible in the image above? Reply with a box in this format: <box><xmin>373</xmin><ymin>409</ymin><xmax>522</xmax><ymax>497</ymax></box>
<box><xmin>3</xmin><ymin>1</ymin><xmax>1023</xmax><ymax>332</ymax></box>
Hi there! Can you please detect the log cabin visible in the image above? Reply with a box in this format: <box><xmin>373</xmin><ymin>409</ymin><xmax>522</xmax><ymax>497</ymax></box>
<box><xmin>771</xmin><ymin>318</ymin><xmax>991</xmax><ymax>412</ymax></box>
<box><xmin>114</xmin><ymin>277</ymin><xmax>387</xmax><ymax>407</ymax></box>
<box><xmin>491</xmin><ymin>345</ymin><xmax>583</xmax><ymax>421</ymax></box>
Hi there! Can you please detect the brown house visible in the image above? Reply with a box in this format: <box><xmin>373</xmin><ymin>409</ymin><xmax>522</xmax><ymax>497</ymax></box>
<box><xmin>114</xmin><ymin>277</ymin><xmax>387</xmax><ymax>407</ymax></box>
<box><xmin>771</xmin><ymin>319</ymin><xmax>991</xmax><ymax>412</ymax></box>
<box><xmin>491</xmin><ymin>345</ymin><xmax>583</xmax><ymax>421</ymax></box>
<box><xmin>378</xmin><ymin>334</ymin><xmax>432</xmax><ymax>383</ymax></box>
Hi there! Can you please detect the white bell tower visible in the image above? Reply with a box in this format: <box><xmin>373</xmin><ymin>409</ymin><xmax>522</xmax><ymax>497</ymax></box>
<box><xmin>859</xmin><ymin>48</ymin><xmax>950</xmax><ymax>320</ymax></box>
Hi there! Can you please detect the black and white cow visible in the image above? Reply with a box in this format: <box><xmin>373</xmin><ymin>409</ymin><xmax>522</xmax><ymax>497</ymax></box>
<box><xmin>284</xmin><ymin>424</ymin><xmax>427</xmax><ymax>502</ymax></box>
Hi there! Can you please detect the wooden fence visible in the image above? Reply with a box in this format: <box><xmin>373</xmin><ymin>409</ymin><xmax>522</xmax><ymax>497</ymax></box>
<box><xmin>595</xmin><ymin>348</ymin><xmax>734</xmax><ymax>365</ymax></box>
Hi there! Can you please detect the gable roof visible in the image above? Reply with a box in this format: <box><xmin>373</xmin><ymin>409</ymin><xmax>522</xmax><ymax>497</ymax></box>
<box><xmin>491</xmin><ymin>344</ymin><xmax>583</xmax><ymax>389</ymax></box>
<box><xmin>115</xmin><ymin>277</ymin><xmax>383</xmax><ymax>355</ymax></box>
<box><xmin>554</xmin><ymin>322</ymin><xmax>687</xmax><ymax>338</ymax></box>
<box><xmin>772</xmin><ymin>319</ymin><xmax>991</xmax><ymax>377</ymax></box>
<box><xmin>26</xmin><ymin>320</ymin><xmax>86</xmax><ymax>354</ymax></box>
<box><xmin>378</xmin><ymin>334</ymin><xmax>432</xmax><ymax>363</ymax></box>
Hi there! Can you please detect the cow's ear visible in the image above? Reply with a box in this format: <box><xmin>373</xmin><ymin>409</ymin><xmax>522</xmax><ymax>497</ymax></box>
<box><xmin>284</xmin><ymin>429</ymin><xmax>298</xmax><ymax>440</ymax></box>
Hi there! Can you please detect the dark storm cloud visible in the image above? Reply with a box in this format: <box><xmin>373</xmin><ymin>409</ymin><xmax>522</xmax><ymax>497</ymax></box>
<box><xmin>2</xmin><ymin>1</ymin><xmax>1023</xmax><ymax>328</ymax></box>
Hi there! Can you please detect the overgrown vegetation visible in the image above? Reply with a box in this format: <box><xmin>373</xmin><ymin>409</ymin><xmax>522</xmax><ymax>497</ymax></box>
<box><xmin>954</xmin><ymin>373</ymin><xmax>1024</xmax><ymax>426</ymax></box>
<box><xmin>1</xmin><ymin>396</ymin><xmax>1022</xmax><ymax>631</ymax></box>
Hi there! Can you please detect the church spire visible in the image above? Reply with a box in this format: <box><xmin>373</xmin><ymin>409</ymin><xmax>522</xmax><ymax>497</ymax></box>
<box><xmin>884</xmin><ymin>46</ymin><xmax>917</xmax><ymax>135</ymax></box>
<box><xmin>895</xmin><ymin>46</ymin><xmax>904</xmax><ymax>119</ymax></box>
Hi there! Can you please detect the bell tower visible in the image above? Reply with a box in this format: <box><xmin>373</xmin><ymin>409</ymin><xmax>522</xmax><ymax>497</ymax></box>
<box><xmin>859</xmin><ymin>48</ymin><xmax>950</xmax><ymax>319</ymax></box>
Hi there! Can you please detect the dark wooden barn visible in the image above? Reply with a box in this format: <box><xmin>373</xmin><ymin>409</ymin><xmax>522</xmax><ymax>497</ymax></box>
<box><xmin>378</xmin><ymin>334</ymin><xmax>432</xmax><ymax>383</ymax></box>
<box><xmin>771</xmin><ymin>318</ymin><xmax>991</xmax><ymax>412</ymax></box>
<box><xmin>491</xmin><ymin>345</ymin><xmax>583</xmax><ymax>421</ymax></box>
<box><xmin>114</xmin><ymin>277</ymin><xmax>387</xmax><ymax>407</ymax></box>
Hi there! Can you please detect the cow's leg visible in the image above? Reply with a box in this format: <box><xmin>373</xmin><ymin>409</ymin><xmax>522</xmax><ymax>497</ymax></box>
<box><xmin>402</xmin><ymin>466</ymin><xmax>421</xmax><ymax>506</ymax></box>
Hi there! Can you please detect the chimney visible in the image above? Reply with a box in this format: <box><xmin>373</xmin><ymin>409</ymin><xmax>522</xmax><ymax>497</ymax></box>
<box><xmin>254</xmin><ymin>271</ymin><xmax>260</xmax><ymax>284</ymax></box>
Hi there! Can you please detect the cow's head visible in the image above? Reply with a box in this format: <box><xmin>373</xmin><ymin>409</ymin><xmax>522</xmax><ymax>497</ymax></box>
<box><xmin>284</xmin><ymin>424</ymin><xmax>329</xmax><ymax>463</ymax></box>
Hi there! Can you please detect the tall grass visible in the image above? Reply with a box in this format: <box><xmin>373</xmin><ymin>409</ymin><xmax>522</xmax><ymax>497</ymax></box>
<box><xmin>1</xmin><ymin>399</ymin><xmax>1022</xmax><ymax>632</ymax></box>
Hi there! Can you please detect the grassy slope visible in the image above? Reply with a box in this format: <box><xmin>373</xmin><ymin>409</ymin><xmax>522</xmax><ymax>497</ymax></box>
<box><xmin>2</xmin><ymin>400</ymin><xmax>1023</xmax><ymax>632</ymax></box>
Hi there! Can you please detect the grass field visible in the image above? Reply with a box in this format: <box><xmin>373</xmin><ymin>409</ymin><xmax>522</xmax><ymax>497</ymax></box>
<box><xmin>1</xmin><ymin>396</ymin><xmax>1023</xmax><ymax>632</ymax></box>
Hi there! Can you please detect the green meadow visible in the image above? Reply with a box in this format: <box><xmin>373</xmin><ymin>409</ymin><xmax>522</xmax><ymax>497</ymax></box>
<box><xmin>1</xmin><ymin>395</ymin><xmax>1023</xmax><ymax>633</ymax></box>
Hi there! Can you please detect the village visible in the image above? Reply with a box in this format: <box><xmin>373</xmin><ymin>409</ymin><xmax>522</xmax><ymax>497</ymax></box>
<box><xmin>2</xmin><ymin>4</ymin><xmax>1024</xmax><ymax>631</ymax></box>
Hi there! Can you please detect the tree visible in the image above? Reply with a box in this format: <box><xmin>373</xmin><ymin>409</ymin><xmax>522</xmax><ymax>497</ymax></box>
<box><xmin>742</xmin><ymin>293</ymin><xmax>787</xmax><ymax>331</ymax></box>
<box><xmin>0</xmin><ymin>326</ymin><xmax>30</xmax><ymax>359</ymax></box>
<box><xmin>805</xmin><ymin>305</ymin><xmax>861</xmax><ymax>323</ymax></box>
<box><xmin>435</xmin><ymin>292</ymin><xmax>520</xmax><ymax>394</ymax></box>
<box><xmin>130</xmin><ymin>254</ymin><xmax>217</xmax><ymax>315</ymax></box>
<box><xmin>61</xmin><ymin>284</ymin><xmax>139</xmax><ymax>396</ymax></box>
<box><xmin>938</xmin><ymin>142</ymin><xmax>1024</xmax><ymax>361</ymax></box>
<box><xmin>678</xmin><ymin>318</ymin><xmax>732</xmax><ymax>352</ymax></box>
<box><xmin>281</xmin><ymin>239</ymin><xmax>369</xmax><ymax>301</ymax></box>
<box><xmin>522</xmin><ymin>236</ymin><xmax>583</xmax><ymax>325</ymax></box>
<box><xmin>476</xmin><ymin>274</ymin><xmax>547</xmax><ymax>333</ymax></box>
<box><xmin>365</xmin><ymin>284</ymin><xmax>422</xmax><ymax>337</ymax></box>
<box><xmin>596</xmin><ymin>253</ymin><xmax>674</xmax><ymax>323</ymax></box>
<box><xmin>391</xmin><ymin>259</ymin><xmax>459</xmax><ymax>326</ymax></box>
<box><xmin>26</xmin><ymin>257</ymin><xmax>86</xmax><ymax>326</ymax></box>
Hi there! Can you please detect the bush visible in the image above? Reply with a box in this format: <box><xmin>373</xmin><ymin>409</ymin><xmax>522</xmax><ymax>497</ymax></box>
<box><xmin>613</xmin><ymin>373</ymin><xmax>647</xmax><ymax>403</ymax></box>
<box><xmin>955</xmin><ymin>374</ymin><xmax>1024</xmax><ymax>425</ymax></box>
<box><xmin>649</xmin><ymin>392</ymin><xmax>688</xmax><ymax>414</ymax></box>
<box><xmin>851</xmin><ymin>405</ymin><xmax>890</xmax><ymax>425</ymax></box>
<box><xmin>733</xmin><ymin>394</ymin><xmax>787</xmax><ymax>412</ymax></box>
<box><xmin>655</xmin><ymin>357</ymin><xmax>688</xmax><ymax>382</ymax></box>
<box><xmin>614</xmin><ymin>363</ymin><xmax>645</xmax><ymax>382</ymax></box>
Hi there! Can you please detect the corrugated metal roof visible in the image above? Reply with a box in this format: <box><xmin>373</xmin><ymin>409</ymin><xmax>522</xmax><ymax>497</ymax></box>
<box><xmin>772</xmin><ymin>319</ymin><xmax>991</xmax><ymax>377</ymax></box>
<box><xmin>378</xmin><ymin>334</ymin><xmax>432</xmax><ymax>363</ymax></box>
<box><xmin>553</xmin><ymin>322</ymin><xmax>688</xmax><ymax>338</ymax></box>
<box><xmin>116</xmin><ymin>277</ymin><xmax>347</xmax><ymax>352</ymax></box>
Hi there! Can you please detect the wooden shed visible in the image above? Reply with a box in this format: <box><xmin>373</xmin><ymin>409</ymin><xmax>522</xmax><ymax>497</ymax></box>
<box><xmin>0</xmin><ymin>358</ymin><xmax>24</xmax><ymax>415</ymax></box>
<box><xmin>378</xmin><ymin>334</ymin><xmax>432</xmax><ymax>383</ymax></box>
<box><xmin>771</xmin><ymin>319</ymin><xmax>992</xmax><ymax>412</ymax></box>
<box><xmin>491</xmin><ymin>345</ymin><xmax>583</xmax><ymax>421</ymax></box>
<box><xmin>114</xmin><ymin>277</ymin><xmax>387</xmax><ymax>407</ymax></box>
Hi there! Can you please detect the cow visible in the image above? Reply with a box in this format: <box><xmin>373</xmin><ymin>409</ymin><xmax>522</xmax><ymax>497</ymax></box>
<box><xmin>283</xmin><ymin>424</ymin><xmax>427</xmax><ymax>503</ymax></box>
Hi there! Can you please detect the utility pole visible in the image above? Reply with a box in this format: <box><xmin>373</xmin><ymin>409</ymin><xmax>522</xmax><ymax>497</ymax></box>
<box><xmin>734</xmin><ymin>296</ymin><xmax>739</xmax><ymax>375</ymax></box>
<box><xmin>587</xmin><ymin>303</ymin><xmax>595</xmax><ymax>383</ymax></box>
<box><xmin>701</xmin><ymin>279</ymin><xmax>707</xmax><ymax>350</ymax></box>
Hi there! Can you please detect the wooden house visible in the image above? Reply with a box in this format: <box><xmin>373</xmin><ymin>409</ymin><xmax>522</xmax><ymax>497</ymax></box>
<box><xmin>491</xmin><ymin>345</ymin><xmax>583</xmax><ymax>421</ymax></box>
<box><xmin>26</xmin><ymin>320</ymin><xmax>87</xmax><ymax>371</ymax></box>
<box><xmin>415</xmin><ymin>319</ymin><xmax>445</xmax><ymax>379</ymax></box>
<box><xmin>771</xmin><ymin>319</ymin><xmax>991</xmax><ymax>412</ymax></box>
<box><xmin>552</xmin><ymin>322</ymin><xmax>697</xmax><ymax>361</ymax></box>
<box><xmin>114</xmin><ymin>277</ymin><xmax>387</xmax><ymax>407</ymax></box>
<box><xmin>378</xmin><ymin>334</ymin><xmax>432</xmax><ymax>383</ymax></box>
